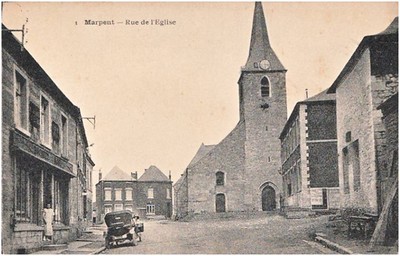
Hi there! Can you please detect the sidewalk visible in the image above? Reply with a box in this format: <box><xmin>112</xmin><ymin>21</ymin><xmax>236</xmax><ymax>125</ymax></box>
<box><xmin>313</xmin><ymin>215</ymin><xmax>398</xmax><ymax>254</ymax></box>
<box><xmin>33</xmin><ymin>225</ymin><xmax>106</xmax><ymax>255</ymax></box>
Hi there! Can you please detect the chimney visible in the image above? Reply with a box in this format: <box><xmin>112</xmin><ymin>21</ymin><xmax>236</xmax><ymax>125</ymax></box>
<box><xmin>131</xmin><ymin>171</ymin><xmax>137</xmax><ymax>180</ymax></box>
<box><xmin>169</xmin><ymin>171</ymin><xmax>171</xmax><ymax>181</ymax></box>
<box><xmin>98</xmin><ymin>170</ymin><xmax>102</xmax><ymax>181</ymax></box>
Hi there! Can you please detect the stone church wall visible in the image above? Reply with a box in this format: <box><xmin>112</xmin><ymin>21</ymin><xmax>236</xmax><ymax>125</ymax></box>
<box><xmin>187</xmin><ymin>122</ymin><xmax>246</xmax><ymax>213</ymax></box>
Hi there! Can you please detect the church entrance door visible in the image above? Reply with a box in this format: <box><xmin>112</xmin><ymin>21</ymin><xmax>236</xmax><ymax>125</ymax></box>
<box><xmin>216</xmin><ymin>194</ymin><xmax>226</xmax><ymax>213</ymax></box>
<box><xmin>262</xmin><ymin>186</ymin><xmax>276</xmax><ymax>211</ymax></box>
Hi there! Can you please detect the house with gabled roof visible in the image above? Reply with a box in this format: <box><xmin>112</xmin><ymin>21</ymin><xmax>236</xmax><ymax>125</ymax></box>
<box><xmin>2</xmin><ymin>24</ymin><xmax>95</xmax><ymax>253</ymax></box>
<box><xmin>279</xmin><ymin>89</ymin><xmax>339</xmax><ymax>214</ymax></box>
<box><xmin>96</xmin><ymin>165</ymin><xmax>172</xmax><ymax>222</ymax></box>
<box><xmin>327</xmin><ymin>17</ymin><xmax>398</xmax><ymax>214</ymax></box>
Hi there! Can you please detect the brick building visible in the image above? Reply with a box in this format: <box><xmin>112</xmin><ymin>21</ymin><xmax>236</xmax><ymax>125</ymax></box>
<box><xmin>327</xmin><ymin>17</ymin><xmax>398</xmax><ymax>213</ymax></box>
<box><xmin>174</xmin><ymin>2</ymin><xmax>287</xmax><ymax>216</ymax></box>
<box><xmin>96</xmin><ymin>165</ymin><xmax>172</xmax><ymax>222</ymax></box>
<box><xmin>2</xmin><ymin>25</ymin><xmax>95</xmax><ymax>253</ymax></box>
<box><xmin>279</xmin><ymin>89</ymin><xmax>339</xmax><ymax>212</ymax></box>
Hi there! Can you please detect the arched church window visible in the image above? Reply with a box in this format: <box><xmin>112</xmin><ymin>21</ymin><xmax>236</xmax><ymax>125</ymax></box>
<box><xmin>216</xmin><ymin>171</ymin><xmax>225</xmax><ymax>186</ymax></box>
<box><xmin>261</xmin><ymin>76</ymin><xmax>270</xmax><ymax>97</ymax></box>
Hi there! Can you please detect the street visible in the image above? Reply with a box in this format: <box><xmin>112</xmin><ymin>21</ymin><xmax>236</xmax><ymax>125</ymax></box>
<box><xmin>102</xmin><ymin>213</ymin><xmax>336</xmax><ymax>254</ymax></box>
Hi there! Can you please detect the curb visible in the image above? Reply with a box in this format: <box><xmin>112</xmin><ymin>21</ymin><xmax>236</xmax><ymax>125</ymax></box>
<box><xmin>91</xmin><ymin>246</ymin><xmax>106</xmax><ymax>255</ymax></box>
<box><xmin>315</xmin><ymin>236</ymin><xmax>354</xmax><ymax>254</ymax></box>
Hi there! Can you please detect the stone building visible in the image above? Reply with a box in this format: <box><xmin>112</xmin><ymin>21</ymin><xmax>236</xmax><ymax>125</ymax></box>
<box><xmin>96</xmin><ymin>165</ymin><xmax>172</xmax><ymax>222</ymax></box>
<box><xmin>327</xmin><ymin>17</ymin><xmax>398</xmax><ymax>213</ymax></box>
<box><xmin>2</xmin><ymin>24</ymin><xmax>95</xmax><ymax>253</ymax></box>
<box><xmin>174</xmin><ymin>2</ymin><xmax>287</xmax><ymax>216</ymax></box>
<box><xmin>279</xmin><ymin>89</ymin><xmax>339</xmax><ymax>213</ymax></box>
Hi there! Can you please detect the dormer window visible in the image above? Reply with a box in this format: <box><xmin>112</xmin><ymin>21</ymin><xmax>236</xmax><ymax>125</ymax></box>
<box><xmin>261</xmin><ymin>76</ymin><xmax>270</xmax><ymax>97</ymax></box>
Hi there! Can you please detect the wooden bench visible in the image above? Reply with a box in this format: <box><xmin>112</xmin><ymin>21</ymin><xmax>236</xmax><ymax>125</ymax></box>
<box><xmin>347</xmin><ymin>215</ymin><xmax>376</xmax><ymax>239</ymax></box>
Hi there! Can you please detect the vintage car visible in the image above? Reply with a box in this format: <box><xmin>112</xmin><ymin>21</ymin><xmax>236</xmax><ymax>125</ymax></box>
<box><xmin>104</xmin><ymin>210</ymin><xmax>138</xmax><ymax>248</ymax></box>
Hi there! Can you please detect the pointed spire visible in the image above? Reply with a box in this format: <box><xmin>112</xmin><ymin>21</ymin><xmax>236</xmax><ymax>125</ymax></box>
<box><xmin>243</xmin><ymin>2</ymin><xmax>285</xmax><ymax>71</ymax></box>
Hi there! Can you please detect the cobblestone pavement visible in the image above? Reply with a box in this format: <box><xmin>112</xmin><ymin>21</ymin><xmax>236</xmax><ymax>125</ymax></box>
<box><xmin>102</xmin><ymin>213</ymin><xmax>335</xmax><ymax>254</ymax></box>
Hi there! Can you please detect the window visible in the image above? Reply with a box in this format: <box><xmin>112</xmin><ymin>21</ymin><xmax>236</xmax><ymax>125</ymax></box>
<box><xmin>53</xmin><ymin>177</ymin><xmax>69</xmax><ymax>225</ymax></box>
<box><xmin>15</xmin><ymin>70</ymin><xmax>29</xmax><ymax>132</ymax></box>
<box><xmin>125</xmin><ymin>205</ymin><xmax>133</xmax><ymax>212</ymax></box>
<box><xmin>146</xmin><ymin>204</ymin><xmax>155</xmax><ymax>215</ymax></box>
<box><xmin>83</xmin><ymin>195</ymin><xmax>87</xmax><ymax>219</ymax></box>
<box><xmin>29</xmin><ymin>102</ymin><xmax>40</xmax><ymax>133</ymax></box>
<box><xmin>125</xmin><ymin>188</ymin><xmax>133</xmax><ymax>201</ymax></box>
<box><xmin>51</xmin><ymin>121</ymin><xmax>60</xmax><ymax>149</ymax></box>
<box><xmin>114</xmin><ymin>204</ymin><xmax>123</xmax><ymax>211</ymax></box>
<box><xmin>104</xmin><ymin>205</ymin><xmax>112</xmax><ymax>214</ymax></box>
<box><xmin>343</xmin><ymin>140</ymin><xmax>360</xmax><ymax>193</ymax></box>
<box><xmin>40</xmin><ymin>96</ymin><xmax>50</xmax><ymax>146</ymax></box>
<box><xmin>287</xmin><ymin>183</ymin><xmax>292</xmax><ymax>196</ymax></box>
<box><xmin>166</xmin><ymin>188</ymin><xmax>171</xmax><ymax>199</ymax></box>
<box><xmin>343</xmin><ymin>148</ymin><xmax>350</xmax><ymax>194</ymax></box>
<box><xmin>216</xmin><ymin>171</ymin><xmax>225</xmax><ymax>186</ymax></box>
<box><xmin>15</xmin><ymin>159</ymin><xmax>36</xmax><ymax>223</ymax></box>
<box><xmin>147</xmin><ymin>188</ymin><xmax>154</xmax><ymax>199</ymax></box>
<box><xmin>15</xmin><ymin>155</ymin><xmax>69</xmax><ymax>225</ymax></box>
<box><xmin>105</xmin><ymin>188</ymin><xmax>112</xmax><ymax>201</ymax></box>
<box><xmin>61</xmin><ymin>115</ymin><xmax>68</xmax><ymax>157</ymax></box>
<box><xmin>115</xmin><ymin>189</ymin><xmax>122</xmax><ymax>201</ymax></box>
<box><xmin>261</xmin><ymin>76</ymin><xmax>270</xmax><ymax>97</ymax></box>
<box><xmin>345</xmin><ymin>131</ymin><xmax>352</xmax><ymax>143</ymax></box>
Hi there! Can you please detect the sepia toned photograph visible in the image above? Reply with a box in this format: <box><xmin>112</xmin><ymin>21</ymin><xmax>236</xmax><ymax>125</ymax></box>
<box><xmin>1</xmin><ymin>1</ymin><xmax>398</xmax><ymax>254</ymax></box>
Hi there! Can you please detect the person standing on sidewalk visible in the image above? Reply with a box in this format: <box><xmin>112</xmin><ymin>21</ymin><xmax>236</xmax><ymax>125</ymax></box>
<box><xmin>43</xmin><ymin>204</ymin><xmax>54</xmax><ymax>241</ymax></box>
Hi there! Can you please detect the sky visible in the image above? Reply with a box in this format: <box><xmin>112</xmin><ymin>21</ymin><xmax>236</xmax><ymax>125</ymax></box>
<box><xmin>2</xmin><ymin>2</ymin><xmax>398</xmax><ymax>192</ymax></box>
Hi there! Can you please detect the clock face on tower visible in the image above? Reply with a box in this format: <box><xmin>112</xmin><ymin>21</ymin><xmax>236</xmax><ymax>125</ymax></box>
<box><xmin>259</xmin><ymin>59</ymin><xmax>270</xmax><ymax>70</ymax></box>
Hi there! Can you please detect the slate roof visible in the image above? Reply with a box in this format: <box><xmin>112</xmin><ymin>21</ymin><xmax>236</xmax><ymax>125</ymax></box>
<box><xmin>378</xmin><ymin>17</ymin><xmax>398</xmax><ymax>35</ymax></box>
<box><xmin>301</xmin><ymin>89</ymin><xmax>336</xmax><ymax>103</ymax></box>
<box><xmin>328</xmin><ymin>17</ymin><xmax>398</xmax><ymax>93</ymax></box>
<box><xmin>187</xmin><ymin>143</ymin><xmax>216</xmax><ymax>168</ymax></box>
<box><xmin>243</xmin><ymin>2</ymin><xmax>285</xmax><ymax>72</ymax></box>
<box><xmin>103</xmin><ymin>166</ymin><xmax>131</xmax><ymax>181</ymax></box>
<box><xmin>138</xmin><ymin>165</ymin><xmax>170</xmax><ymax>182</ymax></box>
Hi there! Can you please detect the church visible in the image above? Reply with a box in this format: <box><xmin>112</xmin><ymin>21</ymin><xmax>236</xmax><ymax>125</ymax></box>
<box><xmin>174</xmin><ymin>2</ymin><xmax>287</xmax><ymax>216</ymax></box>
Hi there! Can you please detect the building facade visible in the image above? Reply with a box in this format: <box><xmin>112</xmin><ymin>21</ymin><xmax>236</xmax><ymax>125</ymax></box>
<box><xmin>96</xmin><ymin>165</ymin><xmax>172</xmax><ymax>222</ymax></box>
<box><xmin>327</xmin><ymin>18</ymin><xmax>398</xmax><ymax>213</ymax></box>
<box><xmin>174</xmin><ymin>2</ymin><xmax>287</xmax><ymax>216</ymax></box>
<box><xmin>280</xmin><ymin>90</ymin><xmax>340</xmax><ymax>211</ymax></box>
<box><xmin>2</xmin><ymin>25</ymin><xmax>95</xmax><ymax>253</ymax></box>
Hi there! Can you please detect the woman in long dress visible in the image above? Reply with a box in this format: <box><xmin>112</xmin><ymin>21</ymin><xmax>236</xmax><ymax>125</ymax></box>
<box><xmin>43</xmin><ymin>204</ymin><xmax>53</xmax><ymax>241</ymax></box>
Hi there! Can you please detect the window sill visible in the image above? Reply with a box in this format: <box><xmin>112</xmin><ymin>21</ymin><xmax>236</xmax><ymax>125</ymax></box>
<box><xmin>14</xmin><ymin>127</ymin><xmax>31</xmax><ymax>137</ymax></box>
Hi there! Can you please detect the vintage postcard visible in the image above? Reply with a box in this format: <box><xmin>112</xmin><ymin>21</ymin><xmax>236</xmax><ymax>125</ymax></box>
<box><xmin>2</xmin><ymin>1</ymin><xmax>398</xmax><ymax>254</ymax></box>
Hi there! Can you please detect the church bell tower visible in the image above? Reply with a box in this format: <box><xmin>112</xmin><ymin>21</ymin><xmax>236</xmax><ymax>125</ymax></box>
<box><xmin>239</xmin><ymin>2</ymin><xmax>287</xmax><ymax>211</ymax></box>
